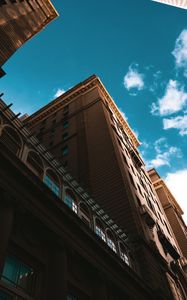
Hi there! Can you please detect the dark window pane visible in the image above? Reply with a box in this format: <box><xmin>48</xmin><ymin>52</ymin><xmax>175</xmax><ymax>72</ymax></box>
<box><xmin>62</xmin><ymin>146</ymin><xmax>68</xmax><ymax>156</ymax></box>
<box><xmin>1</xmin><ymin>256</ymin><xmax>35</xmax><ymax>295</ymax></box>
<box><xmin>0</xmin><ymin>290</ymin><xmax>12</xmax><ymax>300</ymax></box>
<box><xmin>62</xmin><ymin>132</ymin><xmax>68</xmax><ymax>141</ymax></box>
<box><xmin>44</xmin><ymin>175</ymin><xmax>60</xmax><ymax>197</ymax></box>
<box><xmin>63</xmin><ymin>121</ymin><xmax>69</xmax><ymax>129</ymax></box>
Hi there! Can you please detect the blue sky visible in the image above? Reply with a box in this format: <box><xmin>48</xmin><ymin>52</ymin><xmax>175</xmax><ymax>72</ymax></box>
<box><xmin>1</xmin><ymin>0</ymin><xmax>187</xmax><ymax>221</ymax></box>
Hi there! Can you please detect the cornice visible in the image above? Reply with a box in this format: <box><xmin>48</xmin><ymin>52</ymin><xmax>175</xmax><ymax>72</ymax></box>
<box><xmin>26</xmin><ymin>75</ymin><xmax>140</xmax><ymax>147</ymax></box>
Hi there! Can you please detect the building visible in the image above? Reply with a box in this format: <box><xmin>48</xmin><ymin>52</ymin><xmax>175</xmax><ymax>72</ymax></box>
<box><xmin>0</xmin><ymin>97</ymin><xmax>164</xmax><ymax>300</ymax></box>
<box><xmin>151</xmin><ymin>0</ymin><xmax>187</xmax><ymax>9</ymax></box>
<box><xmin>0</xmin><ymin>0</ymin><xmax>58</xmax><ymax>77</ymax></box>
<box><xmin>149</xmin><ymin>168</ymin><xmax>187</xmax><ymax>273</ymax></box>
<box><xmin>25</xmin><ymin>75</ymin><xmax>187</xmax><ymax>299</ymax></box>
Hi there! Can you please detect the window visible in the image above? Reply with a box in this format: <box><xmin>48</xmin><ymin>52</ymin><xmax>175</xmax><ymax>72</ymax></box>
<box><xmin>95</xmin><ymin>220</ymin><xmax>106</xmax><ymax>242</ymax></box>
<box><xmin>122</xmin><ymin>154</ymin><xmax>128</xmax><ymax>166</ymax></box>
<box><xmin>64</xmin><ymin>192</ymin><xmax>78</xmax><ymax>214</ymax></box>
<box><xmin>0</xmin><ymin>126</ymin><xmax>22</xmax><ymax>155</ymax></box>
<box><xmin>26</xmin><ymin>151</ymin><xmax>44</xmax><ymax>177</ymax></box>
<box><xmin>62</xmin><ymin>132</ymin><xmax>68</xmax><ymax>141</ymax></box>
<box><xmin>63</xmin><ymin>120</ymin><xmax>69</xmax><ymax>129</ymax></box>
<box><xmin>119</xmin><ymin>244</ymin><xmax>130</xmax><ymax>265</ymax></box>
<box><xmin>137</xmin><ymin>184</ymin><xmax>143</xmax><ymax>197</ymax></box>
<box><xmin>107</xmin><ymin>232</ymin><xmax>117</xmax><ymax>253</ymax></box>
<box><xmin>96</xmin><ymin>226</ymin><xmax>106</xmax><ymax>242</ymax></box>
<box><xmin>120</xmin><ymin>250</ymin><xmax>130</xmax><ymax>265</ymax></box>
<box><xmin>62</xmin><ymin>146</ymin><xmax>68</xmax><ymax>156</ymax></box>
<box><xmin>79</xmin><ymin>203</ymin><xmax>91</xmax><ymax>227</ymax></box>
<box><xmin>51</xmin><ymin>128</ymin><xmax>55</xmax><ymax>135</ymax></box>
<box><xmin>128</xmin><ymin>172</ymin><xmax>136</xmax><ymax>189</ymax></box>
<box><xmin>44</xmin><ymin>170</ymin><xmax>60</xmax><ymax>197</ymax></box>
<box><xmin>164</xmin><ymin>221</ymin><xmax>172</xmax><ymax>236</ymax></box>
<box><xmin>0</xmin><ymin>290</ymin><xmax>12</xmax><ymax>299</ymax></box>
<box><xmin>1</xmin><ymin>256</ymin><xmax>35</xmax><ymax>295</ymax></box>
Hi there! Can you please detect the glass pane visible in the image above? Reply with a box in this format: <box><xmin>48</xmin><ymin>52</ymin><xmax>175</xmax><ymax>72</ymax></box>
<box><xmin>2</xmin><ymin>256</ymin><xmax>20</xmax><ymax>285</ymax></box>
<box><xmin>44</xmin><ymin>176</ymin><xmax>60</xmax><ymax>197</ymax></box>
<box><xmin>18</xmin><ymin>263</ymin><xmax>34</xmax><ymax>293</ymax></box>
<box><xmin>0</xmin><ymin>290</ymin><xmax>13</xmax><ymax>300</ymax></box>
<box><xmin>65</xmin><ymin>195</ymin><xmax>72</xmax><ymax>208</ymax></box>
<box><xmin>1</xmin><ymin>256</ymin><xmax>34</xmax><ymax>294</ymax></box>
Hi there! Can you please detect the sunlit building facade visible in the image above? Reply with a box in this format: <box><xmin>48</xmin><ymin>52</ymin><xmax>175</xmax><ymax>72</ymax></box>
<box><xmin>0</xmin><ymin>0</ymin><xmax>58</xmax><ymax>76</ymax></box>
<box><xmin>25</xmin><ymin>75</ymin><xmax>187</xmax><ymax>299</ymax></box>
<box><xmin>149</xmin><ymin>168</ymin><xmax>187</xmax><ymax>274</ymax></box>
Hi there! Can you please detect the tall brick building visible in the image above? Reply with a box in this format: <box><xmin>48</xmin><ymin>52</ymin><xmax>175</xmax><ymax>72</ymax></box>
<box><xmin>0</xmin><ymin>0</ymin><xmax>58</xmax><ymax>76</ymax></box>
<box><xmin>0</xmin><ymin>95</ymin><xmax>162</xmax><ymax>300</ymax></box>
<box><xmin>25</xmin><ymin>75</ymin><xmax>187</xmax><ymax>299</ymax></box>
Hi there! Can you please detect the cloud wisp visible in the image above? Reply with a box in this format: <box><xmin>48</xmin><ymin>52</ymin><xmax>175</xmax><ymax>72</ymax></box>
<box><xmin>123</xmin><ymin>64</ymin><xmax>145</xmax><ymax>95</ymax></box>
<box><xmin>163</xmin><ymin>115</ymin><xmax>187</xmax><ymax>136</ymax></box>
<box><xmin>142</xmin><ymin>137</ymin><xmax>182</xmax><ymax>169</ymax></box>
<box><xmin>151</xmin><ymin>80</ymin><xmax>187</xmax><ymax>116</ymax></box>
<box><xmin>172</xmin><ymin>29</ymin><xmax>187</xmax><ymax>77</ymax></box>
<box><xmin>53</xmin><ymin>88</ymin><xmax>66</xmax><ymax>98</ymax></box>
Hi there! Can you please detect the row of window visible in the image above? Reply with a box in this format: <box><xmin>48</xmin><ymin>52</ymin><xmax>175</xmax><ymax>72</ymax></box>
<box><xmin>0</xmin><ymin>124</ymin><xmax>130</xmax><ymax>268</ymax></box>
<box><xmin>110</xmin><ymin>114</ymin><xmax>174</xmax><ymax>241</ymax></box>
<box><xmin>44</xmin><ymin>179</ymin><xmax>130</xmax><ymax>264</ymax></box>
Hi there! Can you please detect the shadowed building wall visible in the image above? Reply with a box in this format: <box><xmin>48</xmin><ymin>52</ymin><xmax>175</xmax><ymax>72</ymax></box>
<box><xmin>0</xmin><ymin>0</ymin><xmax>58</xmax><ymax>76</ymax></box>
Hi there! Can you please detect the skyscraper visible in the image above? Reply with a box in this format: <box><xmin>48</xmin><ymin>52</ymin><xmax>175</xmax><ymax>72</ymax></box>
<box><xmin>0</xmin><ymin>94</ymin><xmax>161</xmax><ymax>300</ymax></box>
<box><xmin>151</xmin><ymin>0</ymin><xmax>187</xmax><ymax>9</ymax></box>
<box><xmin>26</xmin><ymin>75</ymin><xmax>187</xmax><ymax>299</ymax></box>
<box><xmin>0</xmin><ymin>0</ymin><xmax>58</xmax><ymax>76</ymax></box>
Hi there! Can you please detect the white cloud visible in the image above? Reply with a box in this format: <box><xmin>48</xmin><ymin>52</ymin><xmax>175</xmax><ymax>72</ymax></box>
<box><xmin>163</xmin><ymin>115</ymin><xmax>187</xmax><ymax>136</ymax></box>
<box><xmin>151</xmin><ymin>80</ymin><xmax>187</xmax><ymax>116</ymax></box>
<box><xmin>165</xmin><ymin>169</ymin><xmax>187</xmax><ymax>224</ymax></box>
<box><xmin>123</xmin><ymin>64</ymin><xmax>144</xmax><ymax>93</ymax></box>
<box><xmin>145</xmin><ymin>137</ymin><xmax>182</xmax><ymax>169</ymax></box>
<box><xmin>146</xmin><ymin>146</ymin><xmax>181</xmax><ymax>168</ymax></box>
<box><xmin>53</xmin><ymin>88</ymin><xmax>66</xmax><ymax>98</ymax></box>
<box><xmin>172</xmin><ymin>29</ymin><xmax>187</xmax><ymax>76</ymax></box>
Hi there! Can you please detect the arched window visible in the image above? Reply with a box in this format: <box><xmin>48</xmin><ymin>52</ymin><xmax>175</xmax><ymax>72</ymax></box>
<box><xmin>44</xmin><ymin>169</ymin><xmax>60</xmax><ymax>197</ymax></box>
<box><xmin>119</xmin><ymin>243</ymin><xmax>130</xmax><ymax>265</ymax></box>
<box><xmin>79</xmin><ymin>202</ymin><xmax>91</xmax><ymax>227</ymax></box>
<box><xmin>106</xmin><ymin>230</ymin><xmax>117</xmax><ymax>253</ymax></box>
<box><xmin>64</xmin><ymin>190</ymin><xmax>78</xmax><ymax>214</ymax></box>
<box><xmin>0</xmin><ymin>126</ymin><xmax>22</xmax><ymax>155</ymax></box>
<box><xmin>26</xmin><ymin>151</ymin><xmax>44</xmax><ymax>177</ymax></box>
<box><xmin>95</xmin><ymin>218</ymin><xmax>106</xmax><ymax>242</ymax></box>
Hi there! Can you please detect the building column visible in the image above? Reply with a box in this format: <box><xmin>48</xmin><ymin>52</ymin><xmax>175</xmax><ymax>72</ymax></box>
<box><xmin>0</xmin><ymin>200</ymin><xmax>14</xmax><ymax>276</ymax></box>
<box><xmin>45</xmin><ymin>246</ymin><xmax>68</xmax><ymax>300</ymax></box>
